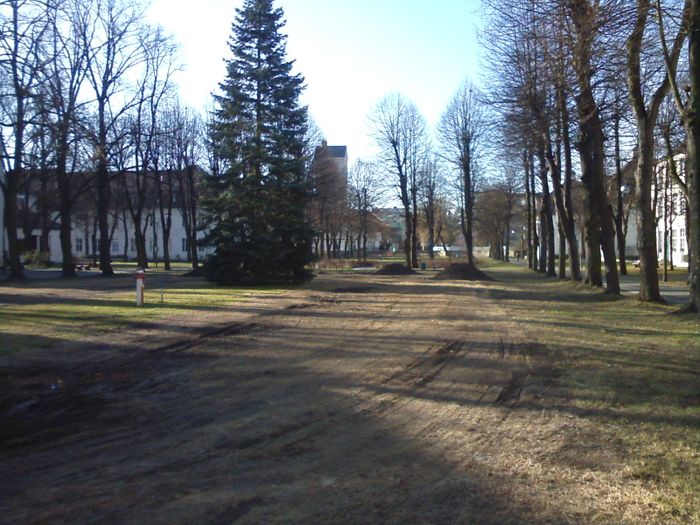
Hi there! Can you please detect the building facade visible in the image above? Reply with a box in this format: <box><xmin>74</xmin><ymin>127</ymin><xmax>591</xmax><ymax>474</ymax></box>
<box><xmin>655</xmin><ymin>152</ymin><xmax>689</xmax><ymax>267</ymax></box>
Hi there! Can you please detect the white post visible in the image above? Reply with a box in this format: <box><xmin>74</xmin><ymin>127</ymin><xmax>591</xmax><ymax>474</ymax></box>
<box><xmin>135</xmin><ymin>268</ymin><xmax>145</xmax><ymax>306</ymax></box>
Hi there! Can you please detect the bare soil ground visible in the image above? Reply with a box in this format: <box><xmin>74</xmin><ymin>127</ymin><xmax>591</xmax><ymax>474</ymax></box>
<box><xmin>0</xmin><ymin>270</ymin><xmax>693</xmax><ymax>524</ymax></box>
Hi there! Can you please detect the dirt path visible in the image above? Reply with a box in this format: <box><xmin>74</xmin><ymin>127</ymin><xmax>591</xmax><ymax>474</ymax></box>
<box><xmin>0</xmin><ymin>272</ymin><xmax>667</xmax><ymax>523</ymax></box>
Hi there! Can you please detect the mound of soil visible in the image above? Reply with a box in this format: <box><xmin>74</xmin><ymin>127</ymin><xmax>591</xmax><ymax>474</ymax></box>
<box><xmin>376</xmin><ymin>263</ymin><xmax>416</xmax><ymax>275</ymax></box>
<box><xmin>434</xmin><ymin>263</ymin><xmax>494</xmax><ymax>281</ymax></box>
<box><xmin>351</xmin><ymin>261</ymin><xmax>375</xmax><ymax>269</ymax></box>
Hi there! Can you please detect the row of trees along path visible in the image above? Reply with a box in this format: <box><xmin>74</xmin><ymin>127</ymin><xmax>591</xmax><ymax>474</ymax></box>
<box><xmin>481</xmin><ymin>0</ymin><xmax>700</xmax><ymax>314</ymax></box>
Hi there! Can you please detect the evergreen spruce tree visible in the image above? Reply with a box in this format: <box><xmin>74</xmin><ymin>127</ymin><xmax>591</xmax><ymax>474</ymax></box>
<box><xmin>204</xmin><ymin>0</ymin><xmax>314</xmax><ymax>284</ymax></box>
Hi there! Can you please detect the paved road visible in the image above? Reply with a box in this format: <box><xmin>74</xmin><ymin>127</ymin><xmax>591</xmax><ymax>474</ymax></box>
<box><xmin>508</xmin><ymin>260</ymin><xmax>689</xmax><ymax>306</ymax></box>
<box><xmin>618</xmin><ymin>274</ymin><xmax>689</xmax><ymax>306</ymax></box>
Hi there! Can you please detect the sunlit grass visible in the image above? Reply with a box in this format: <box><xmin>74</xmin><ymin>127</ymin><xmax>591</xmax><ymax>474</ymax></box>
<box><xmin>0</xmin><ymin>281</ymin><xmax>283</xmax><ymax>354</ymax></box>
<box><xmin>481</xmin><ymin>259</ymin><xmax>700</xmax><ymax>521</ymax></box>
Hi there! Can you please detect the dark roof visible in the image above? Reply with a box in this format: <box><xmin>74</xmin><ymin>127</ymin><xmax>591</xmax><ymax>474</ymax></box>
<box><xmin>326</xmin><ymin>145</ymin><xmax>347</xmax><ymax>158</ymax></box>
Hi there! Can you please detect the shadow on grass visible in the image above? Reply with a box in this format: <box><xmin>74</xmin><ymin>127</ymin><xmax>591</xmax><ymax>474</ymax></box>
<box><xmin>1</xmin><ymin>264</ymin><xmax>699</xmax><ymax>522</ymax></box>
<box><xmin>0</xmin><ymin>336</ymin><xmax>581</xmax><ymax>524</ymax></box>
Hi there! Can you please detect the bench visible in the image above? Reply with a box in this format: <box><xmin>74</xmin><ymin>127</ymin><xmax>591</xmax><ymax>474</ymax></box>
<box><xmin>75</xmin><ymin>259</ymin><xmax>92</xmax><ymax>271</ymax></box>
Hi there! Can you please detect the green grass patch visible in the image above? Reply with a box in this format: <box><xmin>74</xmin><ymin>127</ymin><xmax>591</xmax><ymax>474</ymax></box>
<box><xmin>0</xmin><ymin>278</ymin><xmax>283</xmax><ymax>354</ymax></box>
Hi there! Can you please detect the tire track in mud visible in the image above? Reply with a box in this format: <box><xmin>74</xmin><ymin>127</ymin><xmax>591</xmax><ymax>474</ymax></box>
<box><xmin>206</xmin><ymin>280</ymin><xmax>466</xmax><ymax>456</ymax></box>
<box><xmin>179</xmin><ymin>278</ymin><xmax>553</xmax><ymax>479</ymax></box>
<box><xmin>223</xmin><ymin>277</ymin><xmax>532</xmax><ymax>461</ymax></box>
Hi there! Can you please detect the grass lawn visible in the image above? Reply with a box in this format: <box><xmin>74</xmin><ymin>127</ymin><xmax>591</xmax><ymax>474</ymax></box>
<box><xmin>109</xmin><ymin>260</ymin><xmax>196</xmax><ymax>274</ymax></box>
<box><xmin>479</xmin><ymin>259</ymin><xmax>700</xmax><ymax>520</ymax></box>
<box><xmin>0</xmin><ymin>273</ymin><xmax>284</xmax><ymax>354</ymax></box>
<box><xmin>1</xmin><ymin>259</ymin><xmax>698</xmax><ymax>521</ymax></box>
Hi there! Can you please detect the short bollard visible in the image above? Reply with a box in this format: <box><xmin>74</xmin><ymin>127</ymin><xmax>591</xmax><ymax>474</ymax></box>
<box><xmin>135</xmin><ymin>268</ymin><xmax>145</xmax><ymax>306</ymax></box>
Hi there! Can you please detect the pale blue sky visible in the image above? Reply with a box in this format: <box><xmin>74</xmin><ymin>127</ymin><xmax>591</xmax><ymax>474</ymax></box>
<box><xmin>146</xmin><ymin>0</ymin><xmax>483</xmax><ymax>162</ymax></box>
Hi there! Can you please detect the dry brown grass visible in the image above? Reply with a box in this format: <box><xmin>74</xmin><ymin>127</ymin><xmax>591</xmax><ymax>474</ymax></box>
<box><xmin>0</xmin><ymin>264</ymin><xmax>698</xmax><ymax>523</ymax></box>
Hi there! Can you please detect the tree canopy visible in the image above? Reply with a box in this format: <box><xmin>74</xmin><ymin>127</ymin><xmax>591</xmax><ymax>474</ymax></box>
<box><xmin>204</xmin><ymin>0</ymin><xmax>314</xmax><ymax>285</ymax></box>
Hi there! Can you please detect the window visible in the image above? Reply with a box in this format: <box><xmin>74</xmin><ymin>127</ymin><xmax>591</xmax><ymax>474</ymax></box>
<box><xmin>680</xmin><ymin>229</ymin><xmax>686</xmax><ymax>253</ymax></box>
<box><xmin>130</xmin><ymin>238</ymin><xmax>135</xmax><ymax>252</ymax></box>
<box><xmin>112</xmin><ymin>241</ymin><xmax>119</xmax><ymax>253</ymax></box>
<box><xmin>75</xmin><ymin>238</ymin><xmax>83</xmax><ymax>253</ymax></box>
<box><xmin>182</xmin><ymin>238</ymin><xmax>188</xmax><ymax>253</ymax></box>
<box><xmin>671</xmin><ymin>234</ymin><xmax>678</xmax><ymax>252</ymax></box>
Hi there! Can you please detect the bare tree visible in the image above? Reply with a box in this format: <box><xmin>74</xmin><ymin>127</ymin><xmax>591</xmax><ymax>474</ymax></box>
<box><xmin>370</xmin><ymin>93</ymin><xmax>428</xmax><ymax>268</ymax></box>
<box><xmin>491</xmin><ymin>166</ymin><xmax>522</xmax><ymax>262</ymax></box>
<box><xmin>42</xmin><ymin>0</ymin><xmax>94</xmax><ymax>276</ymax></box>
<box><xmin>173</xmin><ymin>106</ymin><xmax>203</xmax><ymax>269</ymax></box>
<box><xmin>628</xmin><ymin>0</ymin><xmax>688</xmax><ymax>302</ymax></box>
<box><xmin>348</xmin><ymin>159</ymin><xmax>382</xmax><ymax>261</ymax></box>
<box><xmin>419</xmin><ymin>155</ymin><xmax>443</xmax><ymax>260</ymax></box>
<box><xmin>0</xmin><ymin>0</ymin><xmax>50</xmax><ymax>278</ymax></box>
<box><xmin>543</xmin><ymin>14</ymin><xmax>582</xmax><ymax>281</ymax></box>
<box><xmin>121</xmin><ymin>26</ymin><xmax>177</xmax><ymax>268</ymax></box>
<box><xmin>438</xmin><ymin>81</ymin><xmax>484</xmax><ymax>266</ymax></box>
<box><xmin>658</xmin><ymin>0</ymin><xmax>700</xmax><ymax>312</ymax></box>
<box><xmin>83</xmin><ymin>0</ymin><xmax>145</xmax><ymax>275</ymax></box>
<box><xmin>560</xmin><ymin>0</ymin><xmax>621</xmax><ymax>294</ymax></box>
<box><xmin>310</xmin><ymin>139</ymin><xmax>346</xmax><ymax>259</ymax></box>
<box><xmin>608</xmin><ymin>76</ymin><xmax>636</xmax><ymax>276</ymax></box>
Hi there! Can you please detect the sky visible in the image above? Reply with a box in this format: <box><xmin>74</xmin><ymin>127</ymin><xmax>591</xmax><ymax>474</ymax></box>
<box><xmin>145</xmin><ymin>0</ymin><xmax>483</xmax><ymax>164</ymax></box>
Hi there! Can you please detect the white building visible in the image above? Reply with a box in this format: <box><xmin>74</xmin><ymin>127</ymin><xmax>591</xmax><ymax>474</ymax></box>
<box><xmin>655</xmin><ymin>152</ymin><xmax>689</xmax><ymax>267</ymax></box>
<box><xmin>2</xmin><ymin>166</ymin><xmax>214</xmax><ymax>266</ymax></box>
<box><xmin>10</xmin><ymin>207</ymin><xmax>212</xmax><ymax>265</ymax></box>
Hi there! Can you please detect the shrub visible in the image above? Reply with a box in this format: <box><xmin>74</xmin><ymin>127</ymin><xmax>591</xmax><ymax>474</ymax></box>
<box><xmin>23</xmin><ymin>250</ymin><xmax>50</xmax><ymax>268</ymax></box>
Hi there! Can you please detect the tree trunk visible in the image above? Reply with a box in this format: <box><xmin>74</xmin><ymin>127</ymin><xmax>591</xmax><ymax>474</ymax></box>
<box><xmin>91</xmin><ymin>215</ymin><xmax>98</xmax><ymax>266</ymax></box>
<box><xmin>150</xmin><ymin>213</ymin><xmax>158</xmax><ymax>267</ymax></box>
<box><xmin>614</xmin><ymin>115</ymin><xmax>628</xmax><ymax>276</ymax></box>
<box><xmin>411</xmin><ymin>187</ymin><xmax>419</xmax><ymax>267</ymax></box>
<box><xmin>97</xmin><ymin>160</ymin><xmax>113</xmax><ymax>275</ymax></box>
<box><xmin>403</xmin><ymin>206</ymin><xmax>412</xmax><ymax>268</ymax></box>
<box><xmin>505</xmin><ymin>219</ymin><xmax>511</xmax><ymax>262</ymax></box>
<box><xmin>122</xmin><ymin>210</ymin><xmax>129</xmax><ymax>260</ymax></box>
<box><xmin>4</xmin><ymin>168</ymin><xmax>23</xmax><ymax>278</ymax></box>
<box><xmin>537</xmin><ymin>148</ymin><xmax>557</xmax><ymax>276</ymax></box>
<box><xmin>134</xmin><ymin>219</ymin><xmax>148</xmax><ymax>269</ymax></box>
<box><xmin>635</xmin><ymin>122</ymin><xmax>664</xmax><ymax>301</ymax></box>
<box><xmin>687</xmin><ymin>0</ymin><xmax>700</xmax><ymax>312</ymax></box>
<box><xmin>539</xmin><ymin>205</ymin><xmax>548</xmax><ymax>274</ymax></box>
<box><xmin>559</xmin><ymin>226</ymin><xmax>567</xmax><ymax>279</ymax></box>
<box><xmin>58</xmin><ymin>177</ymin><xmax>75</xmax><ymax>277</ymax></box>
<box><xmin>524</xmin><ymin>151</ymin><xmax>533</xmax><ymax>269</ymax></box>
<box><xmin>463</xmin><ymin>157</ymin><xmax>475</xmax><ymax>266</ymax></box>
<box><xmin>529</xmin><ymin>153</ymin><xmax>539</xmax><ymax>272</ymax></box>
<box><xmin>546</xmin><ymin>136</ymin><xmax>582</xmax><ymax>281</ymax></box>
<box><xmin>627</xmin><ymin>0</ymin><xmax>677</xmax><ymax>301</ymax></box>
<box><xmin>570</xmin><ymin>2</ymin><xmax>620</xmax><ymax>294</ymax></box>
<box><xmin>560</xmin><ymin>94</ymin><xmax>583</xmax><ymax>281</ymax></box>
<box><xmin>575</xmin><ymin>94</ymin><xmax>620</xmax><ymax>293</ymax></box>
